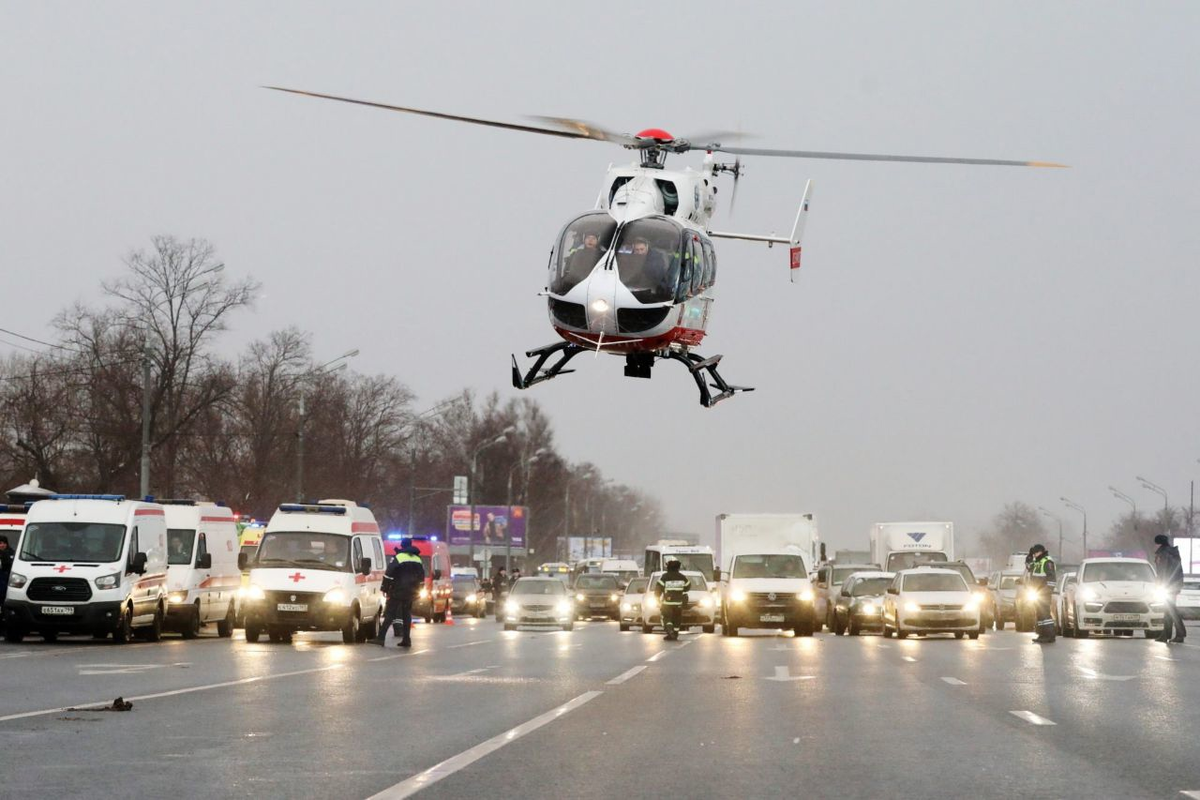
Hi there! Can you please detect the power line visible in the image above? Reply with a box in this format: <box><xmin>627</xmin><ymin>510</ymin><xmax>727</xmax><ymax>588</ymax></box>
<box><xmin>0</xmin><ymin>326</ymin><xmax>78</xmax><ymax>352</ymax></box>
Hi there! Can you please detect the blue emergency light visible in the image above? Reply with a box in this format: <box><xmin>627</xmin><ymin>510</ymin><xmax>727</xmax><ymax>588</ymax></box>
<box><xmin>278</xmin><ymin>503</ymin><xmax>347</xmax><ymax>515</ymax></box>
<box><xmin>47</xmin><ymin>494</ymin><xmax>126</xmax><ymax>502</ymax></box>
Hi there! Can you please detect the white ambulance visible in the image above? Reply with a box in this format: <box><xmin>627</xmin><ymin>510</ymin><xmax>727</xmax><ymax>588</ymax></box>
<box><xmin>161</xmin><ymin>500</ymin><xmax>242</xmax><ymax>638</ymax></box>
<box><xmin>3</xmin><ymin>495</ymin><xmax>168</xmax><ymax>643</ymax></box>
<box><xmin>241</xmin><ymin>500</ymin><xmax>385</xmax><ymax>644</ymax></box>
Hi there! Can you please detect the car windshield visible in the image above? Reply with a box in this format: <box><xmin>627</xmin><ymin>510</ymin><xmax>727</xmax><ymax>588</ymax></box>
<box><xmin>922</xmin><ymin>564</ymin><xmax>973</xmax><ymax>583</ymax></box>
<box><xmin>167</xmin><ymin>528</ymin><xmax>196</xmax><ymax>565</ymax></box>
<box><xmin>887</xmin><ymin>552</ymin><xmax>948</xmax><ymax>572</ymax></box>
<box><xmin>512</xmin><ymin>580</ymin><xmax>565</xmax><ymax>596</ymax></box>
<box><xmin>832</xmin><ymin>567</ymin><xmax>867</xmax><ymax>584</ymax></box>
<box><xmin>903</xmin><ymin>573</ymin><xmax>967</xmax><ymax>592</ymax></box>
<box><xmin>731</xmin><ymin>554</ymin><xmax>807</xmax><ymax>579</ymax></box>
<box><xmin>625</xmin><ymin>578</ymin><xmax>649</xmax><ymax>594</ymax></box>
<box><xmin>613</xmin><ymin>217</ymin><xmax>684</xmax><ymax>303</ymax></box>
<box><xmin>851</xmin><ymin>578</ymin><xmax>891</xmax><ymax>596</ymax></box>
<box><xmin>1081</xmin><ymin>562</ymin><xmax>1155</xmax><ymax>583</ymax></box>
<box><xmin>576</xmin><ymin>575</ymin><xmax>618</xmax><ymax>590</ymax></box>
<box><xmin>256</xmin><ymin>532</ymin><xmax>350</xmax><ymax>571</ymax></box>
<box><xmin>1000</xmin><ymin>576</ymin><xmax>1019</xmax><ymax>589</ymax></box>
<box><xmin>667</xmin><ymin>554</ymin><xmax>714</xmax><ymax>580</ymax></box>
<box><xmin>19</xmin><ymin>521</ymin><xmax>127</xmax><ymax>563</ymax></box>
<box><xmin>452</xmin><ymin>576</ymin><xmax>479</xmax><ymax>591</ymax></box>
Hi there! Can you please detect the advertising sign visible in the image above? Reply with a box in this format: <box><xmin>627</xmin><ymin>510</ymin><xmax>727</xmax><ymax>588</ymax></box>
<box><xmin>563</xmin><ymin>536</ymin><xmax>613</xmax><ymax>562</ymax></box>
<box><xmin>446</xmin><ymin>505</ymin><xmax>527</xmax><ymax>548</ymax></box>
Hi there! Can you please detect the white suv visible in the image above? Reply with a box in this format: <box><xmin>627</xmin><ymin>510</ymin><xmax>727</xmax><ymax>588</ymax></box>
<box><xmin>882</xmin><ymin>568</ymin><xmax>981</xmax><ymax>640</ymax></box>
<box><xmin>1062</xmin><ymin>557</ymin><xmax>1165</xmax><ymax>639</ymax></box>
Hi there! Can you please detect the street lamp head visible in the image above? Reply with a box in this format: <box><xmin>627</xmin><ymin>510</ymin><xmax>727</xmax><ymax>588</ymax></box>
<box><xmin>341</xmin><ymin>349</ymin><xmax>361</xmax><ymax>359</ymax></box>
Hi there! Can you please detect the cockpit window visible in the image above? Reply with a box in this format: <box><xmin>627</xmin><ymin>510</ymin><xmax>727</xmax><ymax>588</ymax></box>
<box><xmin>550</xmin><ymin>213</ymin><xmax>617</xmax><ymax>295</ymax></box>
<box><xmin>614</xmin><ymin>217</ymin><xmax>684</xmax><ymax>303</ymax></box>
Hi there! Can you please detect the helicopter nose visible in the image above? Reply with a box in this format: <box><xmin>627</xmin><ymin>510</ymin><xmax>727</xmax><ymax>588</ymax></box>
<box><xmin>584</xmin><ymin>270</ymin><xmax>618</xmax><ymax>334</ymax></box>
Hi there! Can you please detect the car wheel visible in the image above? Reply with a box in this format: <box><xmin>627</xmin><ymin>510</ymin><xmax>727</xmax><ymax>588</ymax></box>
<box><xmin>1075</xmin><ymin>628</ymin><xmax>1089</xmax><ymax>639</ymax></box>
<box><xmin>42</xmin><ymin>630</ymin><xmax>59</xmax><ymax>643</ymax></box>
<box><xmin>796</xmin><ymin>612</ymin><xmax>815</xmax><ymax>637</ymax></box>
<box><xmin>504</xmin><ymin>623</ymin><xmax>515</xmax><ymax>632</ymax></box>
<box><xmin>562</xmin><ymin>623</ymin><xmax>574</xmax><ymax>632</ymax></box>
<box><xmin>968</xmin><ymin>631</ymin><xmax>980</xmax><ymax>640</ymax></box>
<box><xmin>702</xmin><ymin>623</ymin><xmax>715</xmax><ymax>634</ymax></box>
<box><xmin>849</xmin><ymin>621</ymin><xmax>861</xmax><ymax>636</ymax></box>
<box><xmin>112</xmin><ymin>605</ymin><xmax>134</xmax><ymax>644</ymax></box>
<box><xmin>360</xmin><ymin>609</ymin><xmax>379</xmax><ymax>642</ymax></box>
<box><xmin>882</xmin><ymin>622</ymin><xmax>892</xmax><ymax>638</ymax></box>
<box><xmin>954</xmin><ymin>631</ymin><xmax>965</xmax><ymax>639</ymax></box>
<box><xmin>619</xmin><ymin>622</ymin><xmax>629</xmax><ymax>631</ymax></box>
<box><xmin>3</xmin><ymin>626</ymin><xmax>25</xmax><ymax>643</ymax></box>
<box><xmin>182</xmin><ymin>603</ymin><xmax>201</xmax><ymax>640</ymax></box>
<box><xmin>642</xmin><ymin>623</ymin><xmax>654</xmax><ymax>634</ymax></box>
<box><xmin>217</xmin><ymin>603</ymin><xmax>235</xmax><ymax>638</ymax></box>
<box><xmin>342</xmin><ymin>607</ymin><xmax>361</xmax><ymax>644</ymax></box>
<box><xmin>896</xmin><ymin>626</ymin><xmax>908</xmax><ymax>640</ymax></box>
<box><xmin>141</xmin><ymin>604</ymin><xmax>164</xmax><ymax>642</ymax></box>
<box><xmin>1143</xmin><ymin>630</ymin><xmax>1158</xmax><ymax>639</ymax></box>
<box><xmin>244</xmin><ymin>621</ymin><xmax>261</xmax><ymax>643</ymax></box>
<box><xmin>994</xmin><ymin>616</ymin><xmax>1005</xmax><ymax>631</ymax></box>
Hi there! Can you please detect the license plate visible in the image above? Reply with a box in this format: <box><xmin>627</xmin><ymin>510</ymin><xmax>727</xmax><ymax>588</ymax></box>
<box><xmin>760</xmin><ymin>613</ymin><xmax>785</xmax><ymax>623</ymax></box>
<box><xmin>1112</xmin><ymin>613</ymin><xmax>1141</xmax><ymax>622</ymax></box>
<box><xmin>590</xmin><ymin>602</ymin><xmax>605</xmax><ymax>607</ymax></box>
<box><xmin>41</xmin><ymin>605</ymin><xmax>74</xmax><ymax>616</ymax></box>
<box><xmin>277</xmin><ymin>603</ymin><xmax>308</xmax><ymax>612</ymax></box>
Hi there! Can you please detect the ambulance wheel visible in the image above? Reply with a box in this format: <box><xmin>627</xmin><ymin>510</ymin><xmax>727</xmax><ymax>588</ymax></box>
<box><xmin>244</xmin><ymin>622</ymin><xmax>261</xmax><ymax>643</ymax></box>
<box><xmin>342</xmin><ymin>608</ymin><xmax>361</xmax><ymax>644</ymax></box>
<box><xmin>42</xmin><ymin>630</ymin><xmax>59</xmax><ymax>643</ymax></box>
<box><xmin>217</xmin><ymin>605</ymin><xmax>235</xmax><ymax>638</ymax></box>
<box><xmin>1075</xmin><ymin>629</ymin><xmax>1090</xmax><ymax>639</ymax></box>
<box><xmin>141</xmin><ymin>604</ymin><xmax>164</xmax><ymax>642</ymax></box>
<box><xmin>703</xmin><ymin>623</ymin><xmax>716</xmax><ymax>634</ymax></box>
<box><xmin>4</xmin><ymin>626</ymin><xmax>24</xmax><ymax>643</ymax></box>
<box><xmin>896</xmin><ymin>628</ymin><xmax>909</xmax><ymax>640</ymax></box>
<box><xmin>619</xmin><ymin>622</ymin><xmax>630</xmax><ymax>631</ymax></box>
<box><xmin>968</xmin><ymin>631</ymin><xmax>980</xmax><ymax>640</ymax></box>
<box><xmin>361</xmin><ymin>609</ymin><xmax>380</xmax><ymax>642</ymax></box>
<box><xmin>112</xmin><ymin>606</ymin><xmax>134</xmax><ymax>644</ymax></box>
<box><xmin>181</xmin><ymin>604</ymin><xmax>201</xmax><ymax>640</ymax></box>
<box><xmin>955</xmin><ymin>631</ymin><xmax>965</xmax><ymax>639</ymax></box>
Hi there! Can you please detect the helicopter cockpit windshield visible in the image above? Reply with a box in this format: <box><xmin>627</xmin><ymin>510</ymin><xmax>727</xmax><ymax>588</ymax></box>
<box><xmin>550</xmin><ymin>212</ymin><xmax>617</xmax><ymax>295</ymax></box>
<box><xmin>613</xmin><ymin>217</ymin><xmax>683</xmax><ymax>304</ymax></box>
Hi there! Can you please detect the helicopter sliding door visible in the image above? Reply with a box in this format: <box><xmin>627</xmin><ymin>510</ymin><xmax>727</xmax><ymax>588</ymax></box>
<box><xmin>549</xmin><ymin>212</ymin><xmax>617</xmax><ymax>295</ymax></box>
<box><xmin>612</xmin><ymin>217</ymin><xmax>684</xmax><ymax>304</ymax></box>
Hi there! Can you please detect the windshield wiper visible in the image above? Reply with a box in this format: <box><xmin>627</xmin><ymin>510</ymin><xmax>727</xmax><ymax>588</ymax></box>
<box><xmin>291</xmin><ymin>558</ymin><xmax>343</xmax><ymax>571</ymax></box>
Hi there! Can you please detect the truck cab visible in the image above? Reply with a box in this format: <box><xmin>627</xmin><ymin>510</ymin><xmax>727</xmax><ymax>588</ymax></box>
<box><xmin>4</xmin><ymin>495</ymin><xmax>168</xmax><ymax>643</ymax></box>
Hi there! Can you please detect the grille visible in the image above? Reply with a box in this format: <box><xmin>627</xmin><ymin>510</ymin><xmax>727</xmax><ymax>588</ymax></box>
<box><xmin>523</xmin><ymin>604</ymin><xmax>553</xmax><ymax>612</ymax></box>
<box><xmin>920</xmin><ymin>604</ymin><xmax>964</xmax><ymax>611</ymax></box>
<box><xmin>748</xmin><ymin>592</ymin><xmax>797</xmax><ymax>610</ymax></box>
<box><xmin>550</xmin><ymin>299</ymin><xmax>587</xmax><ymax>328</ymax></box>
<box><xmin>1104</xmin><ymin>601</ymin><xmax>1149</xmax><ymax>614</ymax></box>
<box><xmin>617</xmin><ymin>307</ymin><xmax>671</xmax><ymax>333</ymax></box>
<box><xmin>28</xmin><ymin>577</ymin><xmax>92</xmax><ymax>602</ymax></box>
<box><xmin>903</xmin><ymin>617</ymin><xmax>974</xmax><ymax>628</ymax></box>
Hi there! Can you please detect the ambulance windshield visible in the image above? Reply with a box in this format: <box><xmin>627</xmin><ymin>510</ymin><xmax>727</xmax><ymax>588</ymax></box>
<box><xmin>20</xmin><ymin>521</ymin><xmax>127</xmax><ymax>563</ymax></box>
<box><xmin>167</xmin><ymin>529</ymin><xmax>196</xmax><ymax>565</ymax></box>
<box><xmin>257</xmin><ymin>532</ymin><xmax>350</xmax><ymax>571</ymax></box>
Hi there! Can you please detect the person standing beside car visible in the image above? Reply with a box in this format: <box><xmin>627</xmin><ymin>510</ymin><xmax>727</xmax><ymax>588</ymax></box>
<box><xmin>375</xmin><ymin>539</ymin><xmax>425</xmax><ymax>648</ymax></box>
<box><xmin>1027</xmin><ymin>544</ymin><xmax>1057</xmax><ymax>644</ymax></box>
<box><xmin>1154</xmin><ymin>534</ymin><xmax>1186</xmax><ymax>643</ymax></box>
<box><xmin>0</xmin><ymin>535</ymin><xmax>13</xmax><ymax>615</ymax></box>
<box><xmin>655</xmin><ymin>559</ymin><xmax>691</xmax><ymax>641</ymax></box>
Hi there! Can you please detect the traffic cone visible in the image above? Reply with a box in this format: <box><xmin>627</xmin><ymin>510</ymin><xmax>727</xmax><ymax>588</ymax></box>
<box><xmin>444</xmin><ymin>596</ymin><xmax>455</xmax><ymax>625</ymax></box>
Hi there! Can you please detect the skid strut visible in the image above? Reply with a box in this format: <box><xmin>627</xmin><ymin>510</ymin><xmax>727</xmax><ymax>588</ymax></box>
<box><xmin>512</xmin><ymin>341</ymin><xmax>586</xmax><ymax>390</ymax></box>
<box><xmin>663</xmin><ymin>350</ymin><xmax>754</xmax><ymax>407</ymax></box>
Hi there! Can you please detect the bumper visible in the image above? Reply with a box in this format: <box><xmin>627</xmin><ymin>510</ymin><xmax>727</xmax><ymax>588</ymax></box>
<box><xmin>450</xmin><ymin>599</ymin><xmax>482</xmax><ymax>614</ymax></box>
<box><xmin>575</xmin><ymin>600</ymin><xmax>619</xmax><ymax>617</ymax></box>
<box><xmin>899</xmin><ymin>612</ymin><xmax>981</xmax><ymax>632</ymax></box>
<box><xmin>3</xmin><ymin>599</ymin><xmax>125</xmax><ymax>633</ymax></box>
<box><xmin>243</xmin><ymin>601</ymin><xmax>352</xmax><ymax>631</ymax></box>
<box><xmin>504</xmin><ymin>612</ymin><xmax>572</xmax><ymax>626</ymax></box>
<box><xmin>851</xmin><ymin>611</ymin><xmax>884</xmax><ymax>629</ymax></box>
<box><xmin>725</xmin><ymin>601</ymin><xmax>814</xmax><ymax>630</ymax></box>
<box><xmin>645</xmin><ymin>607</ymin><xmax>716</xmax><ymax>627</ymax></box>
<box><xmin>1076</xmin><ymin>610</ymin><xmax>1164</xmax><ymax>631</ymax></box>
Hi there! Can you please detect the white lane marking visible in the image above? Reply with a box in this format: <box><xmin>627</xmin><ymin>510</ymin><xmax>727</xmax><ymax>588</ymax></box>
<box><xmin>1077</xmin><ymin>666</ymin><xmax>1135</xmax><ymax>682</ymax></box>
<box><xmin>0</xmin><ymin>664</ymin><xmax>346</xmax><ymax>724</ymax></box>
<box><xmin>646</xmin><ymin>651</ymin><xmax>668</xmax><ymax>662</ymax></box>
<box><xmin>606</xmin><ymin>665</ymin><xmax>647</xmax><ymax>685</ymax></box>
<box><xmin>677</xmin><ymin>639</ymin><xmax>695</xmax><ymax>648</ymax></box>
<box><xmin>765</xmin><ymin>666</ymin><xmax>815</xmax><ymax>682</ymax></box>
<box><xmin>367</xmin><ymin>648</ymin><xmax>431</xmax><ymax>663</ymax></box>
<box><xmin>901</xmin><ymin>656</ymin><xmax>917</xmax><ymax>662</ymax></box>
<box><xmin>77</xmin><ymin>663</ymin><xmax>174</xmax><ymax>676</ymax></box>
<box><xmin>0</xmin><ymin>645</ymin><xmax>118</xmax><ymax>660</ymax></box>
<box><xmin>1179</xmin><ymin>790</ymin><xmax>1200</xmax><ymax>798</ymax></box>
<box><xmin>1155</xmin><ymin>655</ymin><xmax>1177</xmax><ymax>662</ymax></box>
<box><xmin>447</xmin><ymin>640</ymin><xmax>494</xmax><ymax>649</ymax></box>
<box><xmin>941</xmin><ymin>677</ymin><xmax>967</xmax><ymax>686</ymax></box>
<box><xmin>1009</xmin><ymin>710</ymin><xmax>1056</xmax><ymax>726</ymax></box>
<box><xmin>445</xmin><ymin>666</ymin><xmax>496</xmax><ymax>678</ymax></box>
<box><xmin>369</xmin><ymin>691</ymin><xmax>603</xmax><ymax>799</ymax></box>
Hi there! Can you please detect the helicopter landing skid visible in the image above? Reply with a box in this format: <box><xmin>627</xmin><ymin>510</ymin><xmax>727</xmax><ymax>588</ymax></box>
<box><xmin>662</xmin><ymin>350</ymin><xmax>754</xmax><ymax>408</ymax></box>
<box><xmin>511</xmin><ymin>341</ymin><xmax>586</xmax><ymax>390</ymax></box>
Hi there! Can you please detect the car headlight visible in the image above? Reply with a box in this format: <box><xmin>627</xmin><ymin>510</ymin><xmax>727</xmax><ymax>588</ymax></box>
<box><xmin>245</xmin><ymin>585</ymin><xmax>266</xmax><ymax>601</ymax></box>
<box><xmin>973</xmin><ymin>590</ymin><xmax>988</xmax><ymax>604</ymax></box>
<box><xmin>576</xmin><ymin>593</ymin><xmax>585</xmax><ymax>602</ymax></box>
<box><xmin>797</xmin><ymin>589</ymin><xmax>814</xmax><ymax>602</ymax></box>
<box><xmin>645</xmin><ymin>596</ymin><xmax>658</xmax><ymax>610</ymax></box>
<box><xmin>860</xmin><ymin>602</ymin><xmax>876</xmax><ymax>615</ymax></box>
<box><xmin>610</xmin><ymin>593</ymin><xmax>619</xmax><ymax>602</ymax></box>
<box><xmin>168</xmin><ymin>592</ymin><xmax>188</xmax><ymax>605</ymax></box>
<box><xmin>1023</xmin><ymin>588</ymin><xmax>1039</xmax><ymax>602</ymax></box>
<box><xmin>1078</xmin><ymin>587</ymin><xmax>1097</xmax><ymax>602</ymax></box>
<box><xmin>323</xmin><ymin>587</ymin><xmax>348</xmax><ymax>605</ymax></box>
<box><xmin>729</xmin><ymin>589</ymin><xmax>746</xmax><ymax>603</ymax></box>
<box><xmin>93</xmin><ymin>572</ymin><xmax>119</xmax><ymax>590</ymax></box>
<box><xmin>904</xmin><ymin>601</ymin><xmax>921</xmax><ymax>613</ymax></box>
<box><xmin>621</xmin><ymin>602</ymin><xmax>632</xmax><ymax>612</ymax></box>
<box><xmin>963</xmin><ymin>600</ymin><xmax>979</xmax><ymax>613</ymax></box>
<box><xmin>700</xmin><ymin>596</ymin><xmax>714</xmax><ymax>609</ymax></box>
<box><xmin>505</xmin><ymin>599</ymin><xmax>519</xmax><ymax>613</ymax></box>
<box><xmin>1152</xmin><ymin>587</ymin><xmax>1168</xmax><ymax>603</ymax></box>
<box><xmin>557</xmin><ymin>600</ymin><xmax>572</xmax><ymax>614</ymax></box>
<box><xmin>419</xmin><ymin>587</ymin><xmax>429</xmax><ymax>599</ymax></box>
<box><xmin>8</xmin><ymin>572</ymin><xmax>27</xmax><ymax>589</ymax></box>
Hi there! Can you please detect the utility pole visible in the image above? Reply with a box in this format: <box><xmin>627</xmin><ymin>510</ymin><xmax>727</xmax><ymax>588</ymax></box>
<box><xmin>1038</xmin><ymin>507</ymin><xmax>1063</xmax><ymax>561</ymax></box>
<box><xmin>139</xmin><ymin>340</ymin><xmax>152</xmax><ymax>499</ymax></box>
<box><xmin>1061</xmin><ymin>497</ymin><xmax>1088</xmax><ymax>559</ymax></box>
<box><xmin>295</xmin><ymin>394</ymin><xmax>306</xmax><ymax>502</ymax></box>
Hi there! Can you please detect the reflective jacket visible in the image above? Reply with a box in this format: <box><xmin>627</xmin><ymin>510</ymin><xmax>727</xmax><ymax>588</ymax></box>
<box><xmin>655</xmin><ymin>571</ymin><xmax>691</xmax><ymax>606</ymax></box>
<box><xmin>383</xmin><ymin>548</ymin><xmax>425</xmax><ymax>598</ymax></box>
<box><xmin>1028</xmin><ymin>555</ymin><xmax>1056</xmax><ymax>588</ymax></box>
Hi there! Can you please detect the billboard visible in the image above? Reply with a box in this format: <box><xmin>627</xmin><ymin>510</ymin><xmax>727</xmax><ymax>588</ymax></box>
<box><xmin>563</xmin><ymin>536</ymin><xmax>613</xmax><ymax>562</ymax></box>
<box><xmin>446</xmin><ymin>505</ymin><xmax>527</xmax><ymax>548</ymax></box>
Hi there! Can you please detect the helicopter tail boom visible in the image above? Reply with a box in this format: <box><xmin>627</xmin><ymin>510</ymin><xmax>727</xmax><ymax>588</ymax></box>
<box><xmin>709</xmin><ymin>179</ymin><xmax>813</xmax><ymax>283</ymax></box>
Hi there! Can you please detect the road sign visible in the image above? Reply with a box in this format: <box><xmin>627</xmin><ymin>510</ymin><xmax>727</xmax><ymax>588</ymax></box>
<box><xmin>453</xmin><ymin>475</ymin><xmax>468</xmax><ymax>504</ymax></box>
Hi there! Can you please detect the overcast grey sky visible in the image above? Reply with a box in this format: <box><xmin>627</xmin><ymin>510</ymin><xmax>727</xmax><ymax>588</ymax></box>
<box><xmin>3</xmin><ymin>2</ymin><xmax>1199</xmax><ymax>556</ymax></box>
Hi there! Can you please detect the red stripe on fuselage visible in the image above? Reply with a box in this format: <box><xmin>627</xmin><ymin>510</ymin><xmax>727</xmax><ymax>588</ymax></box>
<box><xmin>555</xmin><ymin>325</ymin><xmax>706</xmax><ymax>354</ymax></box>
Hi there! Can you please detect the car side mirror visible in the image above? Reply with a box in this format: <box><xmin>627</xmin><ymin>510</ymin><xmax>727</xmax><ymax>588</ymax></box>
<box><xmin>237</xmin><ymin>552</ymin><xmax>249</xmax><ymax>571</ymax></box>
<box><xmin>712</xmin><ymin>568</ymin><xmax>721</xmax><ymax>582</ymax></box>
<box><xmin>886</xmin><ymin>587</ymin><xmax>899</xmax><ymax>595</ymax></box>
<box><xmin>840</xmin><ymin>588</ymin><xmax>851</xmax><ymax>597</ymax></box>
<box><xmin>359</xmin><ymin>557</ymin><xmax>372</xmax><ymax>576</ymax></box>
<box><xmin>977</xmin><ymin>578</ymin><xmax>988</xmax><ymax>587</ymax></box>
<box><xmin>433</xmin><ymin>568</ymin><xmax>442</xmax><ymax>580</ymax></box>
<box><xmin>131</xmin><ymin>552</ymin><xmax>148</xmax><ymax>575</ymax></box>
<box><xmin>1015</xmin><ymin>578</ymin><xmax>1025</xmax><ymax>586</ymax></box>
<box><xmin>196</xmin><ymin>553</ymin><xmax>212</xmax><ymax>570</ymax></box>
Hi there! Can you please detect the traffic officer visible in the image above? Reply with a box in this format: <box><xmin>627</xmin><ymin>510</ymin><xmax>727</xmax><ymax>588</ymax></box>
<box><xmin>1027</xmin><ymin>543</ymin><xmax>1057</xmax><ymax>644</ymax></box>
<box><xmin>655</xmin><ymin>559</ymin><xmax>691</xmax><ymax>641</ymax></box>
<box><xmin>375</xmin><ymin>538</ymin><xmax>425</xmax><ymax>648</ymax></box>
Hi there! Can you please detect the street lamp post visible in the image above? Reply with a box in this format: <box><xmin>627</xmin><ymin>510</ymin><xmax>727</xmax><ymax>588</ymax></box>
<box><xmin>1109</xmin><ymin>486</ymin><xmax>1138</xmax><ymax>535</ymax></box>
<box><xmin>469</xmin><ymin>426</ymin><xmax>515</xmax><ymax>578</ymax></box>
<box><xmin>296</xmin><ymin>349</ymin><xmax>359</xmax><ymax>502</ymax></box>
<box><xmin>1037</xmin><ymin>507</ymin><xmax>1064</xmax><ymax>560</ymax></box>
<box><xmin>1136</xmin><ymin>475</ymin><xmax>1170</xmax><ymax>537</ymax></box>
<box><xmin>506</xmin><ymin>447</ymin><xmax>549</xmax><ymax>573</ymax></box>
<box><xmin>1061</xmin><ymin>497</ymin><xmax>1088</xmax><ymax>558</ymax></box>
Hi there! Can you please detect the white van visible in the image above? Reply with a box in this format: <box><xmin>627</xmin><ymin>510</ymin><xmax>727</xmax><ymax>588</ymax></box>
<box><xmin>241</xmin><ymin>500</ymin><xmax>385</xmax><ymax>644</ymax></box>
<box><xmin>162</xmin><ymin>500</ymin><xmax>241</xmax><ymax>638</ymax></box>
<box><xmin>599</xmin><ymin>559</ymin><xmax>640</xmax><ymax>587</ymax></box>
<box><xmin>3</xmin><ymin>495</ymin><xmax>168</xmax><ymax>643</ymax></box>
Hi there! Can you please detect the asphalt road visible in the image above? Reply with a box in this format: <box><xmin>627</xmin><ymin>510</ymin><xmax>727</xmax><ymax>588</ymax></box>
<box><xmin>1</xmin><ymin>619</ymin><xmax>1198</xmax><ymax>799</ymax></box>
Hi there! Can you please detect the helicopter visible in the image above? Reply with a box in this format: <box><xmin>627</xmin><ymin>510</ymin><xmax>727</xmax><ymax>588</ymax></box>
<box><xmin>267</xmin><ymin>87</ymin><xmax>1064</xmax><ymax>407</ymax></box>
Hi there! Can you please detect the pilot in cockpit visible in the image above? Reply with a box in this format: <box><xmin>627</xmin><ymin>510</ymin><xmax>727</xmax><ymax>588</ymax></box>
<box><xmin>567</xmin><ymin>232</ymin><xmax>605</xmax><ymax>273</ymax></box>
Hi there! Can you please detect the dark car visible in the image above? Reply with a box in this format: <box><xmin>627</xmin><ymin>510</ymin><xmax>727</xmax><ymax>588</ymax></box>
<box><xmin>572</xmin><ymin>573</ymin><xmax>622</xmax><ymax>620</ymax></box>
<box><xmin>987</xmin><ymin>570</ymin><xmax>1023</xmax><ymax>630</ymax></box>
<box><xmin>450</xmin><ymin>574</ymin><xmax>486</xmax><ymax>618</ymax></box>
<box><xmin>831</xmin><ymin>572</ymin><xmax>894</xmax><ymax>635</ymax></box>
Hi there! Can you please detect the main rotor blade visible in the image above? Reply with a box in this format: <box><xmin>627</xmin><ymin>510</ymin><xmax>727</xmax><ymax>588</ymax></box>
<box><xmin>265</xmin><ymin>86</ymin><xmax>596</xmax><ymax>141</ymax></box>
<box><xmin>707</xmin><ymin>144</ymin><xmax>1067</xmax><ymax>168</ymax></box>
<box><xmin>526</xmin><ymin>116</ymin><xmax>641</xmax><ymax>146</ymax></box>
